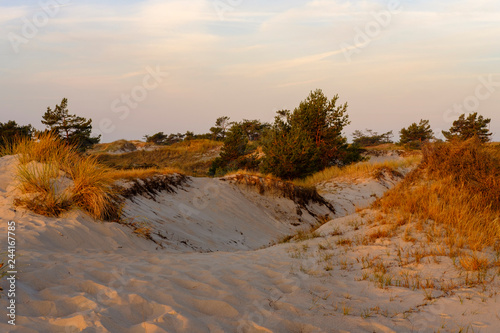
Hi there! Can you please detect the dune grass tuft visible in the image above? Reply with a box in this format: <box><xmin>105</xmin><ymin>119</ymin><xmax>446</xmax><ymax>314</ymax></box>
<box><xmin>9</xmin><ymin>132</ymin><xmax>120</xmax><ymax>220</ymax></box>
<box><xmin>65</xmin><ymin>154</ymin><xmax>121</xmax><ymax>220</ymax></box>
<box><xmin>375</xmin><ymin>139</ymin><xmax>500</xmax><ymax>250</ymax></box>
<box><xmin>14</xmin><ymin>161</ymin><xmax>72</xmax><ymax>217</ymax></box>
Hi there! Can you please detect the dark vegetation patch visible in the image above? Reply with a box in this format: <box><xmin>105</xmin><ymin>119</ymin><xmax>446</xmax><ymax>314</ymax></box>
<box><xmin>224</xmin><ymin>173</ymin><xmax>335</xmax><ymax>216</ymax></box>
<box><xmin>117</xmin><ymin>173</ymin><xmax>189</xmax><ymax>201</ymax></box>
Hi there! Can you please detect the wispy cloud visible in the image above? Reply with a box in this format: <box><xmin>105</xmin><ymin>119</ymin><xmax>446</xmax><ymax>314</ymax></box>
<box><xmin>0</xmin><ymin>0</ymin><xmax>498</xmax><ymax>141</ymax></box>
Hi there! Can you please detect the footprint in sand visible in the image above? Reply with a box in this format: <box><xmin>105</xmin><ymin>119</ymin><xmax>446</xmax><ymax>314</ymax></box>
<box><xmin>190</xmin><ymin>298</ymin><xmax>239</xmax><ymax>318</ymax></box>
<box><xmin>471</xmin><ymin>321</ymin><xmax>488</xmax><ymax>328</ymax></box>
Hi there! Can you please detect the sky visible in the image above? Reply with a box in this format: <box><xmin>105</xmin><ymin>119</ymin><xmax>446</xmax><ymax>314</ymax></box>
<box><xmin>1</xmin><ymin>0</ymin><xmax>499</xmax><ymax>143</ymax></box>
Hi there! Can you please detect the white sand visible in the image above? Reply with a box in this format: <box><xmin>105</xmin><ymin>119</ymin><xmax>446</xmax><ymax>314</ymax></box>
<box><xmin>1</xmin><ymin>155</ymin><xmax>499</xmax><ymax>332</ymax></box>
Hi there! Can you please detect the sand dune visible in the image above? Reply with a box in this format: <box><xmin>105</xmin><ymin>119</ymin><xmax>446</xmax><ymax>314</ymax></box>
<box><xmin>1</xmin><ymin>155</ymin><xmax>499</xmax><ymax>332</ymax></box>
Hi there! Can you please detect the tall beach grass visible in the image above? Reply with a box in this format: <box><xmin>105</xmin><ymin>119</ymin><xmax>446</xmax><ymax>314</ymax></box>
<box><xmin>10</xmin><ymin>133</ymin><xmax>120</xmax><ymax>220</ymax></box>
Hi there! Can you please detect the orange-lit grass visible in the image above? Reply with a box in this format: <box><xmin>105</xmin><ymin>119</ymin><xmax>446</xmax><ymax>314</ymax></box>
<box><xmin>10</xmin><ymin>133</ymin><xmax>119</xmax><ymax>220</ymax></box>
<box><xmin>375</xmin><ymin>139</ymin><xmax>500</xmax><ymax>251</ymax></box>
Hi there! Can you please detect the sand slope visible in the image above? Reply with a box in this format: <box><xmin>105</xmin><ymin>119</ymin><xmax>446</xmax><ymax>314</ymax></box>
<box><xmin>1</xmin><ymin>155</ymin><xmax>499</xmax><ymax>332</ymax></box>
<box><xmin>120</xmin><ymin>176</ymin><xmax>334</xmax><ymax>252</ymax></box>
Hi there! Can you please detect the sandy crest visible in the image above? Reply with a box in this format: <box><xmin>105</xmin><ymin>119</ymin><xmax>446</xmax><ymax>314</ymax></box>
<box><xmin>1</xmin><ymin>155</ymin><xmax>499</xmax><ymax>332</ymax></box>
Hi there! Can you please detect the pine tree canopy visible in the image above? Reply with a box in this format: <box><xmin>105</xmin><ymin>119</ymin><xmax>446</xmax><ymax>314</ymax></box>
<box><xmin>442</xmin><ymin>112</ymin><xmax>492</xmax><ymax>143</ymax></box>
<box><xmin>41</xmin><ymin>98</ymin><xmax>100</xmax><ymax>150</ymax></box>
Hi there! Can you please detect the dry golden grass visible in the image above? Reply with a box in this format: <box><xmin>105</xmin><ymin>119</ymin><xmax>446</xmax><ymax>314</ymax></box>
<box><xmin>15</xmin><ymin>161</ymin><xmax>72</xmax><ymax>217</ymax></box>
<box><xmin>88</xmin><ymin>139</ymin><xmax>138</xmax><ymax>154</ymax></box>
<box><xmin>108</xmin><ymin>167</ymin><xmax>183</xmax><ymax>181</ymax></box>
<box><xmin>95</xmin><ymin>139</ymin><xmax>222</xmax><ymax>176</ymax></box>
<box><xmin>368</xmin><ymin>227</ymin><xmax>393</xmax><ymax>241</ymax></box>
<box><xmin>9</xmin><ymin>133</ymin><xmax>120</xmax><ymax>220</ymax></box>
<box><xmin>294</xmin><ymin>155</ymin><xmax>421</xmax><ymax>187</ymax></box>
<box><xmin>225</xmin><ymin>169</ymin><xmax>273</xmax><ymax>178</ymax></box>
<box><xmin>65</xmin><ymin>155</ymin><xmax>120</xmax><ymax>220</ymax></box>
<box><xmin>459</xmin><ymin>253</ymin><xmax>490</xmax><ymax>271</ymax></box>
<box><xmin>375</xmin><ymin>139</ymin><xmax>500</xmax><ymax>251</ymax></box>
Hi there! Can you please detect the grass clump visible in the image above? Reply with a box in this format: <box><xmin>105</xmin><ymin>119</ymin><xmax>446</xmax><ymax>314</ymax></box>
<box><xmin>15</xmin><ymin>161</ymin><xmax>72</xmax><ymax>217</ymax></box>
<box><xmin>10</xmin><ymin>132</ymin><xmax>120</xmax><ymax>220</ymax></box>
<box><xmin>376</xmin><ymin>138</ymin><xmax>500</xmax><ymax>250</ymax></box>
<box><xmin>459</xmin><ymin>253</ymin><xmax>490</xmax><ymax>272</ymax></box>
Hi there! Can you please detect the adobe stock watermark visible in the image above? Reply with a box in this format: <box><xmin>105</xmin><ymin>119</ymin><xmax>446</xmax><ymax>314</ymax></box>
<box><xmin>212</xmin><ymin>0</ymin><xmax>243</xmax><ymax>21</ymax></box>
<box><xmin>236</xmin><ymin>271</ymin><xmax>301</xmax><ymax>333</ymax></box>
<box><xmin>236</xmin><ymin>250</ymin><xmax>329</xmax><ymax>332</ymax></box>
<box><xmin>435</xmin><ymin>74</ymin><xmax>499</xmax><ymax>140</ymax></box>
<box><xmin>339</xmin><ymin>0</ymin><xmax>402</xmax><ymax>62</ymax></box>
<box><xmin>98</xmin><ymin>65</ymin><xmax>168</xmax><ymax>135</ymax></box>
<box><xmin>63</xmin><ymin>266</ymin><xmax>134</xmax><ymax>333</ymax></box>
<box><xmin>7</xmin><ymin>0</ymin><xmax>69</xmax><ymax>54</ymax></box>
<box><xmin>177</xmin><ymin>182</ymin><xmax>221</xmax><ymax>225</ymax></box>
<box><xmin>5</xmin><ymin>221</ymin><xmax>17</xmax><ymax>326</ymax></box>
<box><xmin>443</xmin><ymin>74</ymin><xmax>499</xmax><ymax>122</ymax></box>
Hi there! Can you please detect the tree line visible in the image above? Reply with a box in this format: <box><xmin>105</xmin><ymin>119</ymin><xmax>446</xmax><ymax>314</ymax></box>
<box><xmin>0</xmin><ymin>91</ymin><xmax>494</xmax><ymax>180</ymax></box>
<box><xmin>208</xmin><ymin>90</ymin><xmax>492</xmax><ymax>179</ymax></box>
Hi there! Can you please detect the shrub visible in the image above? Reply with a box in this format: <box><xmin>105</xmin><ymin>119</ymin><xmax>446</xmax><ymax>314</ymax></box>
<box><xmin>0</xmin><ymin>121</ymin><xmax>33</xmax><ymax>152</ymax></box>
<box><xmin>421</xmin><ymin>138</ymin><xmax>500</xmax><ymax>208</ymax></box>
<box><xmin>0</xmin><ymin>259</ymin><xmax>7</xmax><ymax>286</ymax></box>
<box><xmin>261</xmin><ymin>122</ymin><xmax>319</xmax><ymax>179</ymax></box>
<box><xmin>209</xmin><ymin>122</ymin><xmax>262</xmax><ymax>176</ymax></box>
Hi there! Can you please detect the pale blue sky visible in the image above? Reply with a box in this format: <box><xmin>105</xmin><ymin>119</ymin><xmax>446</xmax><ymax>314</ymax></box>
<box><xmin>1</xmin><ymin>0</ymin><xmax>499</xmax><ymax>142</ymax></box>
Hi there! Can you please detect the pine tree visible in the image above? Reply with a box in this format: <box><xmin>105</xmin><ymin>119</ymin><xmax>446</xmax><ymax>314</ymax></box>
<box><xmin>41</xmin><ymin>98</ymin><xmax>100</xmax><ymax>150</ymax></box>
<box><xmin>209</xmin><ymin>116</ymin><xmax>231</xmax><ymax>141</ymax></box>
<box><xmin>209</xmin><ymin>124</ymin><xmax>249</xmax><ymax>176</ymax></box>
<box><xmin>261</xmin><ymin>112</ymin><xmax>318</xmax><ymax>179</ymax></box>
<box><xmin>399</xmin><ymin>119</ymin><xmax>433</xmax><ymax>148</ymax></box>
<box><xmin>261</xmin><ymin>89</ymin><xmax>356</xmax><ymax>179</ymax></box>
<box><xmin>442</xmin><ymin>112</ymin><xmax>492</xmax><ymax>143</ymax></box>
<box><xmin>289</xmin><ymin>89</ymin><xmax>350</xmax><ymax>169</ymax></box>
